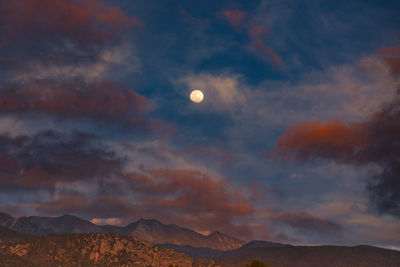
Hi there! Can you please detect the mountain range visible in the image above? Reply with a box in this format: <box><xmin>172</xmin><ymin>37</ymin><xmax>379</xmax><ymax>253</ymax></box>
<box><xmin>0</xmin><ymin>212</ymin><xmax>244</xmax><ymax>251</ymax></box>
<box><xmin>1</xmin><ymin>211</ymin><xmax>400</xmax><ymax>267</ymax></box>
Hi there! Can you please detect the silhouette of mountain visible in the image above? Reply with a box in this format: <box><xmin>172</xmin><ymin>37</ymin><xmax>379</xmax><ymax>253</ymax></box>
<box><xmin>160</xmin><ymin>240</ymin><xmax>290</xmax><ymax>259</ymax></box>
<box><xmin>160</xmin><ymin>243</ymin><xmax>224</xmax><ymax>259</ymax></box>
<box><xmin>235</xmin><ymin>240</ymin><xmax>290</xmax><ymax>249</ymax></box>
<box><xmin>0</xmin><ymin>212</ymin><xmax>244</xmax><ymax>251</ymax></box>
<box><xmin>216</xmin><ymin>244</ymin><xmax>400</xmax><ymax>267</ymax></box>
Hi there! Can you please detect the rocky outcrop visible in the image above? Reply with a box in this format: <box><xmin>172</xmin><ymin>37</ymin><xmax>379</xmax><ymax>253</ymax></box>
<box><xmin>0</xmin><ymin>229</ymin><xmax>210</xmax><ymax>267</ymax></box>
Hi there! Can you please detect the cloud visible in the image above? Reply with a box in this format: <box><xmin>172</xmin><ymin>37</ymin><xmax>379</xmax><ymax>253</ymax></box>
<box><xmin>0</xmin><ymin>130</ymin><xmax>122</xmax><ymax>192</ymax></box>
<box><xmin>312</xmin><ymin>197</ymin><xmax>400</xmax><ymax>247</ymax></box>
<box><xmin>378</xmin><ymin>44</ymin><xmax>400</xmax><ymax>76</ymax></box>
<box><xmin>273</xmin><ymin>102</ymin><xmax>400</xmax><ymax>218</ymax></box>
<box><xmin>0</xmin><ymin>125</ymin><xmax>255</xmax><ymax>239</ymax></box>
<box><xmin>0</xmin><ymin>79</ymin><xmax>149</xmax><ymax>121</ymax></box>
<box><xmin>178</xmin><ymin>73</ymin><xmax>246</xmax><ymax>113</ymax></box>
<box><xmin>273</xmin><ymin>45</ymin><xmax>400</xmax><ymax>217</ymax></box>
<box><xmin>179</xmin><ymin>50</ymin><xmax>398</xmax><ymax>141</ymax></box>
<box><xmin>271</xmin><ymin>211</ymin><xmax>343</xmax><ymax>237</ymax></box>
<box><xmin>220</xmin><ymin>8</ymin><xmax>281</xmax><ymax>66</ymax></box>
<box><xmin>180</xmin><ymin>8</ymin><xmax>204</xmax><ymax>26</ymax></box>
<box><xmin>180</xmin><ymin>144</ymin><xmax>234</xmax><ymax>167</ymax></box>
<box><xmin>0</xmin><ymin>0</ymin><xmax>153</xmax><ymax>132</ymax></box>
<box><xmin>0</xmin><ymin>0</ymin><xmax>141</xmax><ymax>53</ymax></box>
<box><xmin>11</xmin><ymin>42</ymin><xmax>139</xmax><ymax>83</ymax></box>
<box><xmin>123</xmin><ymin>168</ymin><xmax>254</xmax><ymax>238</ymax></box>
<box><xmin>9</xmin><ymin>167</ymin><xmax>256</xmax><ymax>239</ymax></box>
<box><xmin>220</xmin><ymin>9</ymin><xmax>247</xmax><ymax>29</ymax></box>
<box><xmin>273</xmin><ymin>120</ymin><xmax>367</xmax><ymax>162</ymax></box>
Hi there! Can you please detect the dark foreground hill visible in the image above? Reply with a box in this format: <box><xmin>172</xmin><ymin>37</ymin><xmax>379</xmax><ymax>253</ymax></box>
<box><xmin>216</xmin><ymin>243</ymin><xmax>400</xmax><ymax>267</ymax></box>
<box><xmin>160</xmin><ymin>243</ymin><xmax>225</xmax><ymax>259</ymax></box>
<box><xmin>0</xmin><ymin>212</ymin><xmax>244</xmax><ymax>251</ymax></box>
<box><xmin>160</xmin><ymin>241</ymin><xmax>290</xmax><ymax>259</ymax></box>
<box><xmin>0</xmin><ymin>226</ymin><xmax>209</xmax><ymax>267</ymax></box>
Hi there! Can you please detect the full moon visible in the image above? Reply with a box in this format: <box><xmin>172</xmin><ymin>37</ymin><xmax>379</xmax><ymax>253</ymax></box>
<box><xmin>190</xmin><ymin>90</ymin><xmax>204</xmax><ymax>103</ymax></box>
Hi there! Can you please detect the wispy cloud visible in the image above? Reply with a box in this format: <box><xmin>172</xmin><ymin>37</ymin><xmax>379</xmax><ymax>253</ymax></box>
<box><xmin>220</xmin><ymin>8</ymin><xmax>281</xmax><ymax>67</ymax></box>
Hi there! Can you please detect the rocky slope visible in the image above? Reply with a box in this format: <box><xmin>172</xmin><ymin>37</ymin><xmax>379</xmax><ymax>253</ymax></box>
<box><xmin>0</xmin><ymin>226</ymin><xmax>209</xmax><ymax>267</ymax></box>
<box><xmin>0</xmin><ymin>212</ymin><xmax>244</xmax><ymax>251</ymax></box>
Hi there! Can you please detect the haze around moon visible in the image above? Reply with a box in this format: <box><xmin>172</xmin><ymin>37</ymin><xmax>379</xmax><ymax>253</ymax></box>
<box><xmin>190</xmin><ymin>90</ymin><xmax>204</xmax><ymax>103</ymax></box>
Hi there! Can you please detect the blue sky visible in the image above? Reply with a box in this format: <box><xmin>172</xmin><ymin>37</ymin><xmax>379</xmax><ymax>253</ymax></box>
<box><xmin>0</xmin><ymin>0</ymin><xmax>399</xmax><ymax>249</ymax></box>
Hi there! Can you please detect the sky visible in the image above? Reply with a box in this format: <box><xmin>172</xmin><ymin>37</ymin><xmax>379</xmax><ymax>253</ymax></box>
<box><xmin>0</xmin><ymin>0</ymin><xmax>399</xmax><ymax>249</ymax></box>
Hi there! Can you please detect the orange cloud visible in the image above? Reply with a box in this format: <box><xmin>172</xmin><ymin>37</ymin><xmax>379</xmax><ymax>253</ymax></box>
<box><xmin>0</xmin><ymin>0</ymin><xmax>141</xmax><ymax>46</ymax></box>
<box><xmin>378</xmin><ymin>45</ymin><xmax>400</xmax><ymax>77</ymax></box>
<box><xmin>220</xmin><ymin>9</ymin><xmax>281</xmax><ymax>66</ymax></box>
<box><xmin>220</xmin><ymin>9</ymin><xmax>247</xmax><ymax>29</ymax></box>
<box><xmin>0</xmin><ymin>80</ymin><xmax>149</xmax><ymax>120</ymax></box>
<box><xmin>124</xmin><ymin>169</ymin><xmax>254</xmax><ymax>239</ymax></box>
<box><xmin>273</xmin><ymin>120</ymin><xmax>367</xmax><ymax>162</ymax></box>
<box><xmin>247</xmin><ymin>23</ymin><xmax>281</xmax><ymax>66</ymax></box>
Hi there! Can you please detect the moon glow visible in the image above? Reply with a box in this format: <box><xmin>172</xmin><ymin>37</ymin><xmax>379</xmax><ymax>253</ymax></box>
<box><xmin>190</xmin><ymin>90</ymin><xmax>204</xmax><ymax>103</ymax></box>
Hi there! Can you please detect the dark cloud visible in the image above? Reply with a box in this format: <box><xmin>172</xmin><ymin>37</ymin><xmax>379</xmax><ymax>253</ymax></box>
<box><xmin>0</xmin><ymin>130</ymin><xmax>122</xmax><ymax>192</ymax></box>
<box><xmin>273</xmin><ymin>49</ymin><xmax>400</xmax><ymax>217</ymax></box>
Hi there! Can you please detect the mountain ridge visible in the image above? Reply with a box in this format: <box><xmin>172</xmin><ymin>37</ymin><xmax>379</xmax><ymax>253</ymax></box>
<box><xmin>0</xmin><ymin>211</ymin><xmax>244</xmax><ymax>251</ymax></box>
<box><xmin>216</xmin><ymin>243</ymin><xmax>400</xmax><ymax>267</ymax></box>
